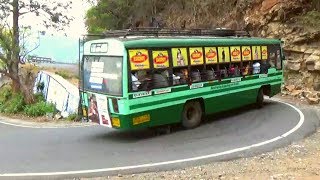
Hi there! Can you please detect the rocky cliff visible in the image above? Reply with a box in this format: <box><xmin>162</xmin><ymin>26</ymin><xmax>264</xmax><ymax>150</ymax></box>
<box><xmin>237</xmin><ymin>0</ymin><xmax>320</xmax><ymax>104</ymax></box>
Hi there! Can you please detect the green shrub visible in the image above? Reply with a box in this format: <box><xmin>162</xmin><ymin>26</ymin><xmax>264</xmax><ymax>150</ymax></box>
<box><xmin>66</xmin><ymin>113</ymin><xmax>79</xmax><ymax>121</ymax></box>
<box><xmin>0</xmin><ymin>85</ymin><xmax>12</xmax><ymax>103</ymax></box>
<box><xmin>24</xmin><ymin>101</ymin><xmax>55</xmax><ymax>117</ymax></box>
<box><xmin>0</xmin><ymin>94</ymin><xmax>25</xmax><ymax>114</ymax></box>
<box><xmin>34</xmin><ymin>93</ymin><xmax>45</xmax><ymax>102</ymax></box>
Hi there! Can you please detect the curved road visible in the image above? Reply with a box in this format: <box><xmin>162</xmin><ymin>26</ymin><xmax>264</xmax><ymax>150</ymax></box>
<box><xmin>0</xmin><ymin>99</ymin><xmax>319</xmax><ymax>179</ymax></box>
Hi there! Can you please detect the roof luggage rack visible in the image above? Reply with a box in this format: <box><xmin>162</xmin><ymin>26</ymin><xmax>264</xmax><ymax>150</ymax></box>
<box><xmin>84</xmin><ymin>27</ymin><xmax>250</xmax><ymax>39</ymax></box>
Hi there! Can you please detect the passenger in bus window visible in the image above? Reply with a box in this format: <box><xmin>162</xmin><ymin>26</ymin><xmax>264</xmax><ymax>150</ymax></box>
<box><xmin>153</xmin><ymin>70</ymin><xmax>169</xmax><ymax>88</ymax></box>
<box><xmin>220</xmin><ymin>67</ymin><xmax>228</xmax><ymax>78</ymax></box>
<box><xmin>260</xmin><ymin>59</ymin><xmax>271</xmax><ymax>74</ymax></box>
<box><xmin>131</xmin><ymin>73</ymin><xmax>141</xmax><ymax>91</ymax></box>
<box><xmin>229</xmin><ymin>64</ymin><xmax>235</xmax><ymax>77</ymax></box>
<box><xmin>175</xmin><ymin>68</ymin><xmax>188</xmax><ymax>84</ymax></box>
<box><xmin>191</xmin><ymin>69</ymin><xmax>201</xmax><ymax>82</ymax></box>
<box><xmin>206</xmin><ymin>68</ymin><xmax>216</xmax><ymax>81</ymax></box>
<box><xmin>253</xmin><ymin>62</ymin><xmax>261</xmax><ymax>74</ymax></box>
<box><xmin>243</xmin><ymin>64</ymin><xmax>251</xmax><ymax>76</ymax></box>
<box><xmin>172</xmin><ymin>73</ymin><xmax>181</xmax><ymax>85</ymax></box>
<box><xmin>138</xmin><ymin>71</ymin><xmax>152</xmax><ymax>90</ymax></box>
<box><xmin>234</xmin><ymin>65</ymin><xmax>241</xmax><ymax>77</ymax></box>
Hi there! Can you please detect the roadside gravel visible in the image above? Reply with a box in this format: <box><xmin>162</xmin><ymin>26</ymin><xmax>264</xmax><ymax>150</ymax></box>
<box><xmin>83</xmin><ymin>96</ymin><xmax>320</xmax><ymax>180</ymax></box>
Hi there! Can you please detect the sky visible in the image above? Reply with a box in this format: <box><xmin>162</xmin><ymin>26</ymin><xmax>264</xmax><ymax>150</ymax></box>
<box><xmin>20</xmin><ymin>1</ymin><xmax>92</xmax><ymax>63</ymax></box>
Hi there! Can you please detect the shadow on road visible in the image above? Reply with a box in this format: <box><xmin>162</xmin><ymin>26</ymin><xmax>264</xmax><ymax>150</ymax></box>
<box><xmin>90</xmin><ymin>101</ymin><xmax>278</xmax><ymax>142</ymax></box>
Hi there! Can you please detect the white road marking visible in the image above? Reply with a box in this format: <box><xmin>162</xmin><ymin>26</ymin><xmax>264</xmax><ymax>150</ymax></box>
<box><xmin>0</xmin><ymin>119</ymin><xmax>94</xmax><ymax>129</ymax></box>
<box><xmin>0</xmin><ymin>99</ymin><xmax>305</xmax><ymax>177</ymax></box>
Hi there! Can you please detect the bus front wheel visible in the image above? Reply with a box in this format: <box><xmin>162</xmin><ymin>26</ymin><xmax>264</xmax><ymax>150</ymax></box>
<box><xmin>182</xmin><ymin>101</ymin><xmax>203</xmax><ymax>129</ymax></box>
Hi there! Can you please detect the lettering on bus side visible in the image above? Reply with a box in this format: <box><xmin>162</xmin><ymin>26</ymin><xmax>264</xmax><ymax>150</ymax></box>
<box><xmin>190</xmin><ymin>83</ymin><xmax>204</xmax><ymax>89</ymax></box>
<box><xmin>211</xmin><ymin>82</ymin><xmax>239</xmax><ymax>90</ymax></box>
<box><xmin>133</xmin><ymin>91</ymin><xmax>152</xmax><ymax>98</ymax></box>
<box><xmin>154</xmin><ymin>88</ymin><xmax>172</xmax><ymax>95</ymax></box>
<box><xmin>259</xmin><ymin>74</ymin><xmax>268</xmax><ymax>78</ymax></box>
<box><xmin>231</xmin><ymin>77</ymin><xmax>242</xmax><ymax>83</ymax></box>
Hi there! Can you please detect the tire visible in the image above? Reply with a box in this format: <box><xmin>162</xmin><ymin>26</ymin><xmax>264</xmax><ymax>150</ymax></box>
<box><xmin>182</xmin><ymin>101</ymin><xmax>203</xmax><ymax>129</ymax></box>
<box><xmin>256</xmin><ymin>88</ymin><xmax>264</xmax><ymax>108</ymax></box>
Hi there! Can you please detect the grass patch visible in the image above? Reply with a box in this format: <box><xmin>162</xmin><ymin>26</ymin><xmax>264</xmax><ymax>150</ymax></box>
<box><xmin>24</xmin><ymin>101</ymin><xmax>55</xmax><ymax>117</ymax></box>
<box><xmin>55</xmin><ymin>70</ymin><xmax>73</xmax><ymax>79</ymax></box>
<box><xmin>0</xmin><ymin>85</ymin><xmax>55</xmax><ymax>117</ymax></box>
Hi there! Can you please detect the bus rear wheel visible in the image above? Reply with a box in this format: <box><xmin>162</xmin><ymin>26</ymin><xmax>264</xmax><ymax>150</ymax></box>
<box><xmin>256</xmin><ymin>88</ymin><xmax>264</xmax><ymax>108</ymax></box>
<box><xmin>182</xmin><ymin>101</ymin><xmax>203</xmax><ymax>129</ymax></box>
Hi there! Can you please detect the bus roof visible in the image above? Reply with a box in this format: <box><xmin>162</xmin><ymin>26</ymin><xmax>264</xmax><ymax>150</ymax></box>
<box><xmin>121</xmin><ymin>37</ymin><xmax>281</xmax><ymax>49</ymax></box>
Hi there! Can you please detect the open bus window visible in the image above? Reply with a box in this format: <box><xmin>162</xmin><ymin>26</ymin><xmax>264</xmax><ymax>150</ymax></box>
<box><xmin>131</xmin><ymin>70</ymin><xmax>152</xmax><ymax>91</ymax></box>
<box><xmin>260</xmin><ymin>60</ymin><xmax>271</xmax><ymax>74</ymax></box>
<box><xmin>276</xmin><ymin>50</ymin><xmax>282</xmax><ymax>70</ymax></box>
<box><xmin>229</xmin><ymin>64</ymin><xmax>241</xmax><ymax>78</ymax></box>
<box><xmin>191</xmin><ymin>68</ymin><xmax>202</xmax><ymax>82</ymax></box>
<box><xmin>152</xmin><ymin>69</ymin><xmax>170</xmax><ymax>89</ymax></box>
<box><xmin>269</xmin><ymin>52</ymin><xmax>276</xmax><ymax>68</ymax></box>
<box><xmin>173</xmin><ymin>68</ymin><xmax>188</xmax><ymax>85</ymax></box>
<box><xmin>252</xmin><ymin>62</ymin><xmax>261</xmax><ymax>74</ymax></box>
<box><xmin>242</xmin><ymin>62</ymin><xmax>252</xmax><ymax>76</ymax></box>
<box><xmin>206</xmin><ymin>65</ymin><xmax>218</xmax><ymax>81</ymax></box>
<box><xmin>219</xmin><ymin>64</ymin><xmax>229</xmax><ymax>79</ymax></box>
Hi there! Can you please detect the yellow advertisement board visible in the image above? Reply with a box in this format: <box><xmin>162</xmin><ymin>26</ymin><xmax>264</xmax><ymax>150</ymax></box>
<box><xmin>261</xmin><ymin>46</ymin><xmax>268</xmax><ymax>60</ymax></box>
<box><xmin>172</xmin><ymin>48</ymin><xmax>188</xmax><ymax>67</ymax></box>
<box><xmin>189</xmin><ymin>47</ymin><xmax>204</xmax><ymax>65</ymax></box>
<box><xmin>242</xmin><ymin>46</ymin><xmax>252</xmax><ymax>61</ymax></box>
<box><xmin>152</xmin><ymin>50</ymin><xmax>170</xmax><ymax>69</ymax></box>
<box><xmin>230</xmin><ymin>46</ymin><xmax>241</xmax><ymax>62</ymax></box>
<box><xmin>205</xmin><ymin>47</ymin><xmax>218</xmax><ymax>64</ymax></box>
<box><xmin>252</xmin><ymin>46</ymin><xmax>261</xmax><ymax>60</ymax></box>
<box><xmin>218</xmin><ymin>47</ymin><xmax>230</xmax><ymax>63</ymax></box>
<box><xmin>129</xmin><ymin>49</ymin><xmax>150</xmax><ymax>70</ymax></box>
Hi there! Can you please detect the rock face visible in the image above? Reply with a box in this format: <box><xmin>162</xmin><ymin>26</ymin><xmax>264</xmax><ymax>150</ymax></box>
<box><xmin>241</xmin><ymin>0</ymin><xmax>320</xmax><ymax>104</ymax></box>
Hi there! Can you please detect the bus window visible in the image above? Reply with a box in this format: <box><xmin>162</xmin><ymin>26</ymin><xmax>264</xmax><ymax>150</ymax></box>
<box><xmin>242</xmin><ymin>62</ymin><xmax>252</xmax><ymax>76</ymax></box>
<box><xmin>260</xmin><ymin>59</ymin><xmax>271</xmax><ymax>74</ymax></box>
<box><xmin>173</xmin><ymin>68</ymin><xmax>188</xmax><ymax>85</ymax></box>
<box><xmin>206</xmin><ymin>65</ymin><xmax>218</xmax><ymax>81</ymax></box>
<box><xmin>152</xmin><ymin>69</ymin><xmax>170</xmax><ymax>89</ymax></box>
<box><xmin>269</xmin><ymin>52</ymin><xmax>276</xmax><ymax>68</ymax></box>
<box><xmin>219</xmin><ymin>64</ymin><xmax>229</xmax><ymax>79</ymax></box>
<box><xmin>191</xmin><ymin>69</ymin><xmax>202</xmax><ymax>82</ymax></box>
<box><xmin>276</xmin><ymin>50</ymin><xmax>282</xmax><ymax>70</ymax></box>
<box><xmin>252</xmin><ymin>62</ymin><xmax>261</xmax><ymax>74</ymax></box>
<box><xmin>131</xmin><ymin>70</ymin><xmax>152</xmax><ymax>91</ymax></box>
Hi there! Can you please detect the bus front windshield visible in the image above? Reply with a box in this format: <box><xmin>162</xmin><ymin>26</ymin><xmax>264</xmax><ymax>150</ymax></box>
<box><xmin>82</xmin><ymin>56</ymin><xmax>123</xmax><ymax>96</ymax></box>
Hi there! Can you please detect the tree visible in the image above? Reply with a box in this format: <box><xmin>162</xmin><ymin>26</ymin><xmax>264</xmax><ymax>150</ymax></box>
<box><xmin>0</xmin><ymin>0</ymin><xmax>72</xmax><ymax>104</ymax></box>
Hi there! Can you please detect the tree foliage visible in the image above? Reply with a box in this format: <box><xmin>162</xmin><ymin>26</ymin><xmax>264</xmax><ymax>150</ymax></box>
<box><xmin>85</xmin><ymin>0</ymin><xmax>246</xmax><ymax>33</ymax></box>
<box><xmin>0</xmin><ymin>0</ymin><xmax>72</xmax><ymax>104</ymax></box>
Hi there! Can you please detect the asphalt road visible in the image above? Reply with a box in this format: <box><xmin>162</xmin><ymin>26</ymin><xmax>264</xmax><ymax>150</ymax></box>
<box><xmin>0</xmin><ymin>99</ymin><xmax>319</xmax><ymax>180</ymax></box>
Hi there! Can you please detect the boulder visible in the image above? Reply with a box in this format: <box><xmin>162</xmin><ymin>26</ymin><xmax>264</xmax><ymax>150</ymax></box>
<box><xmin>302</xmin><ymin>91</ymin><xmax>320</xmax><ymax>105</ymax></box>
<box><xmin>306</xmin><ymin>97</ymin><xmax>320</xmax><ymax>105</ymax></box>
<box><xmin>285</xmin><ymin>85</ymin><xmax>296</xmax><ymax>92</ymax></box>
<box><xmin>306</xmin><ymin>54</ymin><xmax>320</xmax><ymax>71</ymax></box>
<box><xmin>286</xmin><ymin>60</ymin><xmax>301</xmax><ymax>71</ymax></box>
<box><xmin>54</xmin><ymin>113</ymin><xmax>63</xmax><ymax>120</ymax></box>
<box><xmin>314</xmin><ymin>82</ymin><xmax>320</xmax><ymax>91</ymax></box>
<box><xmin>291</xmin><ymin>90</ymin><xmax>302</xmax><ymax>97</ymax></box>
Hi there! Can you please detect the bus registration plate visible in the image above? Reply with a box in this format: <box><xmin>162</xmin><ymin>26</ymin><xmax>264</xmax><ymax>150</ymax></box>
<box><xmin>133</xmin><ymin>114</ymin><xmax>150</xmax><ymax>125</ymax></box>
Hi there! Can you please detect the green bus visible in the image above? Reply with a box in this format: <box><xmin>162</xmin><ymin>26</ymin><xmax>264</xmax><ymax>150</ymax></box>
<box><xmin>79</xmin><ymin>28</ymin><xmax>284</xmax><ymax>130</ymax></box>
